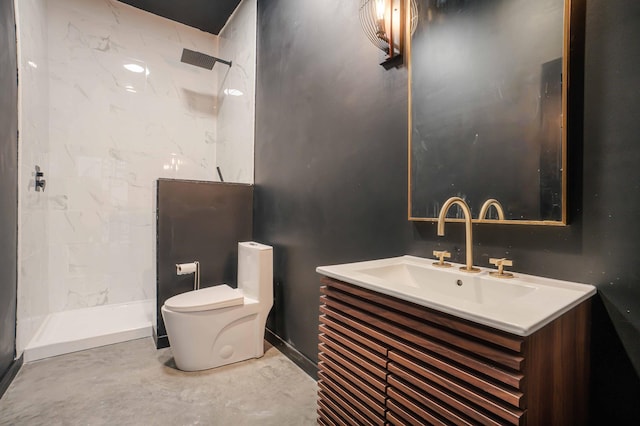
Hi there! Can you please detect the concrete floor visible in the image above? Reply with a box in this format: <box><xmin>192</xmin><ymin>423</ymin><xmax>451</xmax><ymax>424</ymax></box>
<box><xmin>0</xmin><ymin>338</ymin><xmax>318</xmax><ymax>425</ymax></box>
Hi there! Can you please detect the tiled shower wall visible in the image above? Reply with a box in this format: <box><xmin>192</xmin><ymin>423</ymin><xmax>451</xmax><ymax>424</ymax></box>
<box><xmin>16</xmin><ymin>0</ymin><xmax>50</xmax><ymax>353</ymax></box>
<box><xmin>15</xmin><ymin>0</ymin><xmax>257</xmax><ymax>354</ymax></box>
<box><xmin>45</xmin><ymin>0</ymin><xmax>219</xmax><ymax>312</ymax></box>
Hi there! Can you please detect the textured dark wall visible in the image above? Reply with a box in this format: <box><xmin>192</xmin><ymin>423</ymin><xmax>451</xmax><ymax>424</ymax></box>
<box><xmin>255</xmin><ymin>0</ymin><xmax>412</xmax><ymax>363</ymax></box>
<box><xmin>0</xmin><ymin>0</ymin><xmax>18</xmax><ymax>382</ymax></box>
<box><xmin>255</xmin><ymin>0</ymin><xmax>640</xmax><ymax>423</ymax></box>
<box><xmin>155</xmin><ymin>180</ymin><xmax>253</xmax><ymax>347</ymax></box>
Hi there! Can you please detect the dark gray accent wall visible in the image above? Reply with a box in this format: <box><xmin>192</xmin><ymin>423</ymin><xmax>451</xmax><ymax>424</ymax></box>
<box><xmin>0</xmin><ymin>0</ymin><xmax>18</xmax><ymax>392</ymax></box>
<box><xmin>155</xmin><ymin>179</ymin><xmax>253</xmax><ymax>348</ymax></box>
<box><xmin>255</xmin><ymin>0</ymin><xmax>640</xmax><ymax>423</ymax></box>
<box><xmin>255</xmin><ymin>0</ymin><xmax>412</xmax><ymax>364</ymax></box>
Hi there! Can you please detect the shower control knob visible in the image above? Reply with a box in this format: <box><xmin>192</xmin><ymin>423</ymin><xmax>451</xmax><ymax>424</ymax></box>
<box><xmin>35</xmin><ymin>166</ymin><xmax>46</xmax><ymax>192</ymax></box>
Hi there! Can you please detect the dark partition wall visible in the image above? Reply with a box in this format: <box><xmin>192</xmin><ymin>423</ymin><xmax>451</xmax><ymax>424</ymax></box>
<box><xmin>155</xmin><ymin>179</ymin><xmax>253</xmax><ymax>348</ymax></box>
<box><xmin>0</xmin><ymin>0</ymin><xmax>19</xmax><ymax>397</ymax></box>
<box><xmin>255</xmin><ymin>0</ymin><xmax>640</xmax><ymax>422</ymax></box>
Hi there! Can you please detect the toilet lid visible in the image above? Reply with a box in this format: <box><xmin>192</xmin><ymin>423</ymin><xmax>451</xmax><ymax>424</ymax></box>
<box><xmin>164</xmin><ymin>284</ymin><xmax>244</xmax><ymax>312</ymax></box>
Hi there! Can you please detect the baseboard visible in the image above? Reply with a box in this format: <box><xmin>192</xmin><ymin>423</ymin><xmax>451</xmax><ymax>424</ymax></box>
<box><xmin>0</xmin><ymin>355</ymin><xmax>23</xmax><ymax>399</ymax></box>
<box><xmin>265</xmin><ymin>328</ymin><xmax>317</xmax><ymax>380</ymax></box>
<box><xmin>152</xmin><ymin>327</ymin><xmax>170</xmax><ymax>349</ymax></box>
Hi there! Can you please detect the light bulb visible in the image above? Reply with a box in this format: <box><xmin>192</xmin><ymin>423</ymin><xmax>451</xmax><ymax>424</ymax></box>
<box><xmin>375</xmin><ymin>0</ymin><xmax>386</xmax><ymax>21</ymax></box>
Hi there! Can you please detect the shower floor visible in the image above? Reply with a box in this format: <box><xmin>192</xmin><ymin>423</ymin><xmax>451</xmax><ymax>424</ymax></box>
<box><xmin>23</xmin><ymin>299</ymin><xmax>153</xmax><ymax>362</ymax></box>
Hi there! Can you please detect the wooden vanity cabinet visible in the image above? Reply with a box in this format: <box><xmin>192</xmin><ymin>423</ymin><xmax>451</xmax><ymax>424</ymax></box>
<box><xmin>317</xmin><ymin>276</ymin><xmax>590</xmax><ymax>426</ymax></box>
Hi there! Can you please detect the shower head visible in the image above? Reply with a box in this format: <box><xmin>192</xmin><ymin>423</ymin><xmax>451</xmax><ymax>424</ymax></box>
<box><xmin>180</xmin><ymin>48</ymin><xmax>231</xmax><ymax>70</ymax></box>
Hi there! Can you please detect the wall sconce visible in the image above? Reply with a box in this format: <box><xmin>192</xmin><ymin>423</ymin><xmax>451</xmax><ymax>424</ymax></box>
<box><xmin>359</xmin><ymin>0</ymin><xmax>418</xmax><ymax>68</ymax></box>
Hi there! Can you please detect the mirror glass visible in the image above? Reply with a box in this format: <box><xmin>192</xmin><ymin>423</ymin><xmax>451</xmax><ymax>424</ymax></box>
<box><xmin>408</xmin><ymin>0</ymin><xmax>568</xmax><ymax>224</ymax></box>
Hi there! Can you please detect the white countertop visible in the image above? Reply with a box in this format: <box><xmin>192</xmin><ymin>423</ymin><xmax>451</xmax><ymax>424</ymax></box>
<box><xmin>317</xmin><ymin>255</ymin><xmax>596</xmax><ymax>336</ymax></box>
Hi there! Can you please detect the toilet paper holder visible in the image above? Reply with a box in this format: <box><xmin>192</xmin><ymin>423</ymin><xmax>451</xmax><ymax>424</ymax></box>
<box><xmin>176</xmin><ymin>261</ymin><xmax>200</xmax><ymax>290</ymax></box>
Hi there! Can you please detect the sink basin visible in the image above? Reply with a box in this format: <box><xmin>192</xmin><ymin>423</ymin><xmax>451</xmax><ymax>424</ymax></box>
<box><xmin>316</xmin><ymin>255</ymin><xmax>596</xmax><ymax>336</ymax></box>
<box><xmin>357</xmin><ymin>263</ymin><xmax>537</xmax><ymax>305</ymax></box>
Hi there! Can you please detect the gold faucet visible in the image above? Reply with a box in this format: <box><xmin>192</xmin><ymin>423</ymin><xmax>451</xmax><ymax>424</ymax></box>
<box><xmin>437</xmin><ymin>197</ymin><xmax>480</xmax><ymax>273</ymax></box>
<box><xmin>478</xmin><ymin>198</ymin><xmax>505</xmax><ymax>221</ymax></box>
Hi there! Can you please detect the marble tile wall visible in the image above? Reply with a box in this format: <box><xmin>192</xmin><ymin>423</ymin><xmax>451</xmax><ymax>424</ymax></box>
<box><xmin>15</xmin><ymin>0</ymin><xmax>51</xmax><ymax>354</ymax></box>
<box><xmin>46</xmin><ymin>0</ymin><xmax>220</xmax><ymax>312</ymax></box>
<box><xmin>216</xmin><ymin>0</ymin><xmax>256</xmax><ymax>184</ymax></box>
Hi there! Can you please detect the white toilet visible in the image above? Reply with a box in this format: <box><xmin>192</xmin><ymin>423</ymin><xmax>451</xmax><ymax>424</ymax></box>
<box><xmin>161</xmin><ymin>241</ymin><xmax>273</xmax><ymax>371</ymax></box>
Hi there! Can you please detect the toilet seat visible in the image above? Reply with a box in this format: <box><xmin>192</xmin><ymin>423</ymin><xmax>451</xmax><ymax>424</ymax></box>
<box><xmin>164</xmin><ymin>284</ymin><xmax>244</xmax><ymax>313</ymax></box>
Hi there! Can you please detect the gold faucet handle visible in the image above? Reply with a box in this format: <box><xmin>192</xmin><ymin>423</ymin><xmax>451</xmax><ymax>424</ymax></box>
<box><xmin>433</xmin><ymin>250</ymin><xmax>452</xmax><ymax>268</ymax></box>
<box><xmin>489</xmin><ymin>258</ymin><xmax>514</xmax><ymax>278</ymax></box>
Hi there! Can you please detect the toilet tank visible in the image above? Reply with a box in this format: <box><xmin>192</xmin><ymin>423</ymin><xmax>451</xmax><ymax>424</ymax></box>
<box><xmin>237</xmin><ymin>242</ymin><xmax>273</xmax><ymax>303</ymax></box>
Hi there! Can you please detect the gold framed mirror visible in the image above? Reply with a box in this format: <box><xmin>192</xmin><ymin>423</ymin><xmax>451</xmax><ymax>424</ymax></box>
<box><xmin>408</xmin><ymin>0</ymin><xmax>571</xmax><ymax>225</ymax></box>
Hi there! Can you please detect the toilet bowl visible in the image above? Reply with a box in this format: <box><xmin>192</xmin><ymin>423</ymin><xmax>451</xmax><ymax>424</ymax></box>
<box><xmin>161</xmin><ymin>241</ymin><xmax>273</xmax><ymax>371</ymax></box>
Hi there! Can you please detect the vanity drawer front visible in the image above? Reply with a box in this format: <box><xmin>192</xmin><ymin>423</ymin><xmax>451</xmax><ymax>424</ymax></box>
<box><xmin>385</xmin><ymin>329</ymin><xmax>524</xmax><ymax>392</ymax></box>
<box><xmin>388</xmin><ymin>360</ymin><xmax>524</xmax><ymax>425</ymax></box>
<box><xmin>318</xmin><ymin>336</ymin><xmax>386</xmax><ymax>391</ymax></box>
<box><xmin>317</xmin><ymin>388</ymin><xmax>379</xmax><ymax>426</ymax></box>
<box><xmin>318</xmin><ymin>376</ymin><xmax>386</xmax><ymax>425</ymax></box>
<box><xmin>322</xmin><ymin>291</ymin><xmax>524</xmax><ymax>390</ymax></box>
<box><xmin>319</xmin><ymin>324</ymin><xmax>387</xmax><ymax>367</ymax></box>
<box><xmin>319</xmin><ymin>305</ymin><xmax>390</xmax><ymax>354</ymax></box>
<box><xmin>385</xmin><ymin>381</ymin><xmax>524</xmax><ymax>425</ymax></box>
<box><xmin>318</xmin><ymin>339</ymin><xmax>387</xmax><ymax>381</ymax></box>
<box><xmin>389</xmin><ymin>351</ymin><xmax>523</xmax><ymax>411</ymax></box>
<box><xmin>318</xmin><ymin>355</ymin><xmax>386</xmax><ymax>403</ymax></box>
<box><xmin>317</xmin><ymin>402</ymin><xmax>349</xmax><ymax>426</ymax></box>
<box><xmin>318</xmin><ymin>364</ymin><xmax>385</xmax><ymax>411</ymax></box>
<box><xmin>321</xmin><ymin>277</ymin><xmax>524</xmax><ymax>352</ymax></box>
<box><xmin>386</xmin><ymin>390</ymin><xmax>452</xmax><ymax>426</ymax></box>
<box><xmin>322</xmin><ymin>281</ymin><xmax>524</xmax><ymax>371</ymax></box>
<box><xmin>319</xmin><ymin>285</ymin><xmax>390</xmax><ymax>357</ymax></box>
<box><xmin>318</xmin><ymin>284</ymin><xmax>392</xmax><ymax>425</ymax></box>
